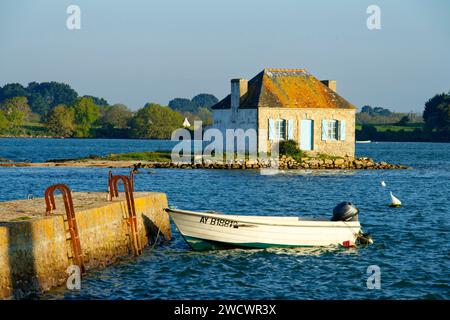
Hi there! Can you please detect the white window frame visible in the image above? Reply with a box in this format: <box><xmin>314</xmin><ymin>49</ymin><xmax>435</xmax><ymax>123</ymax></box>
<box><xmin>275</xmin><ymin>119</ymin><xmax>286</xmax><ymax>140</ymax></box>
<box><xmin>328</xmin><ymin>119</ymin><xmax>339</xmax><ymax>141</ymax></box>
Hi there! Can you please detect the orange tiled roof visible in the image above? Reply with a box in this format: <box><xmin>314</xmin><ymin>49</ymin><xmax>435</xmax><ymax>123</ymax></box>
<box><xmin>212</xmin><ymin>68</ymin><xmax>356</xmax><ymax>110</ymax></box>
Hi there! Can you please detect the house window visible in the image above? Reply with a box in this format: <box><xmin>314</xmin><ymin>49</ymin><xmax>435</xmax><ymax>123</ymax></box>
<box><xmin>328</xmin><ymin>120</ymin><xmax>339</xmax><ymax>140</ymax></box>
<box><xmin>269</xmin><ymin>119</ymin><xmax>287</xmax><ymax>140</ymax></box>
<box><xmin>322</xmin><ymin>119</ymin><xmax>346</xmax><ymax>141</ymax></box>
<box><xmin>276</xmin><ymin>119</ymin><xmax>286</xmax><ymax>140</ymax></box>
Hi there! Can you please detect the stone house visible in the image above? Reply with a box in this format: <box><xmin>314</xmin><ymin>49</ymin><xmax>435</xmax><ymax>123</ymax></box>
<box><xmin>211</xmin><ymin>68</ymin><xmax>356</xmax><ymax>157</ymax></box>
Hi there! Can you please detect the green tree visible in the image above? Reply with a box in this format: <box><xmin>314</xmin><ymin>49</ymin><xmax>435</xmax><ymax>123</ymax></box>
<box><xmin>0</xmin><ymin>83</ymin><xmax>28</xmax><ymax>101</ymax></box>
<box><xmin>360</xmin><ymin>105</ymin><xmax>373</xmax><ymax>114</ymax></box>
<box><xmin>83</xmin><ymin>95</ymin><xmax>109</xmax><ymax>106</ymax></box>
<box><xmin>279</xmin><ymin>140</ymin><xmax>304</xmax><ymax>160</ymax></box>
<box><xmin>168</xmin><ymin>98</ymin><xmax>196</xmax><ymax>113</ymax></box>
<box><xmin>0</xmin><ymin>110</ymin><xmax>9</xmax><ymax>133</ymax></box>
<box><xmin>45</xmin><ymin>104</ymin><xmax>75</xmax><ymax>137</ymax></box>
<box><xmin>129</xmin><ymin>103</ymin><xmax>183</xmax><ymax>139</ymax></box>
<box><xmin>27</xmin><ymin>92</ymin><xmax>48</xmax><ymax>115</ymax></box>
<box><xmin>100</xmin><ymin>104</ymin><xmax>132</xmax><ymax>129</ymax></box>
<box><xmin>423</xmin><ymin>92</ymin><xmax>450</xmax><ymax>132</ymax></box>
<box><xmin>396</xmin><ymin>115</ymin><xmax>410</xmax><ymax>126</ymax></box>
<box><xmin>0</xmin><ymin>82</ymin><xmax>79</xmax><ymax>115</ymax></box>
<box><xmin>358</xmin><ymin>124</ymin><xmax>379</xmax><ymax>140</ymax></box>
<box><xmin>72</xmin><ymin>97</ymin><xmax>100</xmax><ymax>137</ymax></box>
<box><xmin>0</xmin><ymin>96</ymin><xmax>31</xmax><ymax>131</ymax></box>
<box><xmin>168</xmin><ymin>94</ymin><xmax>218</xmax><ymax>113</ymax></box>
<box><xmin>197</xmin><ymin>107</ymin><xmax>212</xmax><ymax>126</ymax></box>
<box><xmin>191</xmin><ymin>94</ymin><xmax>218</xmax><ymax>109</ymax></box>
<box><xmin>372</xmin><ymin>107</ymin><xmax>392</xmax><ymax>116</ymax></box>
<box><xmin>27</xmin><ymin>81</ymin><xmax>78</xmax><ymax>115</ymax></box>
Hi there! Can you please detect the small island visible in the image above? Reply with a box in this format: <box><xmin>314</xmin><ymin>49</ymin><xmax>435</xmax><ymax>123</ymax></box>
<box><xmin>0</xmin><ymin>146</ymin><xmax>408</xmax><ymax>170</ymax></box>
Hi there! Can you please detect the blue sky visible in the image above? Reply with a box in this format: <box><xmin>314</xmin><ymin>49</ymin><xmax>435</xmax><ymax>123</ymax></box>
<box><xmin>0</xmin><ymin>0</ymin><xmax>449</xmax><ymax>112</ymax></box>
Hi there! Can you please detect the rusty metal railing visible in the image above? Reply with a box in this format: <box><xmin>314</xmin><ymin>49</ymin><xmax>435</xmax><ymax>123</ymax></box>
<box><xmin>108</xmin><ymin>170</ymin><xmax>135</xmax><ymax>200</ymax></box>
<box><xmin>108</xmin><ymin>173</ymin><xmax>142</xmax><ymax>256</ymax></box>
<box><xmin>44</xmin><ymin>184</ymin><xmax>85</xmax><ymax>274</ymax></box>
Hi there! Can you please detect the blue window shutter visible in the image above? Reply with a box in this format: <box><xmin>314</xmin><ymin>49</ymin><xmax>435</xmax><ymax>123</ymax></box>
<box><xmin>287</xmin><ymin>119</ymin><xmax>294</xmax><ymax>140</ymax></box>
<box><xmin>322</xmin><ymin>120</ymin><xmax>328</xmax><ymax>140</ymax></box>
<box><xmin>268</xmin><ymin>119</ymin><xmax>275</xmax><ymax>140</ymax></box>
<box><xmin>340</xmin><ymin>120</ymin><xmax>346</xmax><ymax>140</ymax></box>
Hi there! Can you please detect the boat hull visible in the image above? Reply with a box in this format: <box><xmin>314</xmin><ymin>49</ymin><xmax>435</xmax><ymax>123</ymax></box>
<box><xmin>167</xmin><ymin>209</ymin><xmax>361</xmax><ymax>251</ymax></box>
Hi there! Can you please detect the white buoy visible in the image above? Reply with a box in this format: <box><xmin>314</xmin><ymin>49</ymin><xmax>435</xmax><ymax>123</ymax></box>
<box><xmin>389</xmin><ymin>191</ymin><xmax>402</xmax><ymax>207</ymax></box>
<box><xmin>381</xmin><ymin>181</ymin><xmax>386</xmax><ymax>187</ymax></box>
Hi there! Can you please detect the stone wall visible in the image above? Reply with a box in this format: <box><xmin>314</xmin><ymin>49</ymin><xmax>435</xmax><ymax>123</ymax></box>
<box><xmin>0</xmin><ymin>192</ymin><xmax>170</xmax><ymax>299</ymax></box>
<box><xmin>257</xmin><ymin>107</ymin><xmax>356</xmax><ymax>157</ymax></box>
<box><xmin>144</xmin><ymin>157</ymin><xmax>407</xmax><ymax>170</ymax></box>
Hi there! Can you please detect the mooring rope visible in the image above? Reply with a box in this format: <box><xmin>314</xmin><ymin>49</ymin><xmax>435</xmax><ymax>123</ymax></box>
<box><xmin>149</xmin><ymin>227</ymin><xmax>162</xmax><ymax>252</ymax></box>
<box><xmin>342</xmin><ymin>220</ymin><xmax>361</xmax><ymax>243</ymax></box>
<box><xmin>342</xmin><ymin>220</ymin><xmax>372</xmax><ymax>245</ymax></box>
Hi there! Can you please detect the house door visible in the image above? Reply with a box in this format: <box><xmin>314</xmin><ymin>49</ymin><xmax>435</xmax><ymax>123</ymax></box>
<box><xmin>300</xmin><ymin>120</ymin><xmax>314</xmax><ymax>150</ymax></box>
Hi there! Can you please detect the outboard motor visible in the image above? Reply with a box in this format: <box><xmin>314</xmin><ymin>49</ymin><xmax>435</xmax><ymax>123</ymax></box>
<box><xmin>332</xmin><ymin>202</ymin><xmax>359</xmax><ymax>221</ymax></box>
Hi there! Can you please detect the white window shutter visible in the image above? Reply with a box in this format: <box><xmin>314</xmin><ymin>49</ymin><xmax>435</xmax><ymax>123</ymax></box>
<box><xmin>340</xmin><ymin>120</ymin><xmax>346</xmax><ymax>140</ymax></box>
<box><xmin>287</xmin><ymin>119</ymin><xmax>294</xmax><ymax>140</ymax></box>
<box><xmin>268</xmin><ymin>119</ymin><xmax>275</xmax><ymax>140</ymax></box>
<box><xmin>322</xmin><ymin>120</ymin><xmax>328</xmax><ymax>140</ymax></box>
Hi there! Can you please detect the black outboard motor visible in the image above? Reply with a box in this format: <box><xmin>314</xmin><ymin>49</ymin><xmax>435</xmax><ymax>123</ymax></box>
<box><xmin>332</xmin><ymin>202</ymin><xmax>359</xmax><ymax>221</ymax></box>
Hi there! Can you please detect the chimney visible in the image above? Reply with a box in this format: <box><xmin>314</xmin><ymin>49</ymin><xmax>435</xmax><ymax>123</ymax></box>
<box><xmin>231</xmin><ymin>78</ymin><xmax>248</xmax><ymax>112</ymax></box>
<box><xmin>321</xmin><ymin>80</ymin><xmax>337</xmax><ymax>92</ymax></box>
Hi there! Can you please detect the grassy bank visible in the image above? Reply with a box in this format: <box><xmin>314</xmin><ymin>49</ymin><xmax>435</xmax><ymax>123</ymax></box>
<box><xmin>99</xmin><ymin>151</ymin><xmax>172</xmax><ymax>162</ymax></box>
<box><xmin>77</xmin><ymin>147</ymin><xmax>340</xmax><ymax>164</ymax></box>
<box><xmin>45</xmin><ymin>151</ymin><xmax>173</xmax><ymax>163</ymax></box>
<box><xmin>355</xmin><ymin>122</ymin><xmax>450</xmax><ymax>142</ymax></box>
<box><xmin>0</xmin><ymin>121</ymin><xmax>57</xmax><ymax>137</ymax></box>
<box><xmin>355</xmin><ymin>123</ymin><xmax>423</xmax><ymax>132</ymax></box>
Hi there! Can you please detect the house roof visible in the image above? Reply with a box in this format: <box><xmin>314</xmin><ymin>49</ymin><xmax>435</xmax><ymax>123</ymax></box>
<box><xmin>211</xmin><ymin>68</ymin><xmax>356</xmax><ymax>110</ymax></box>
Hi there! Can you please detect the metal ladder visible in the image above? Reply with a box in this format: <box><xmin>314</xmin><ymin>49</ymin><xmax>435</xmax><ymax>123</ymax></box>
<box><xmin>44</xmin><ymin>184</ymin><xmax>86</xmax><ymax>274</ymax></box>
<box><xmin>108</xmin><ymin>172</ymin><xmax>142</xmax><ymax>256</ymax></box>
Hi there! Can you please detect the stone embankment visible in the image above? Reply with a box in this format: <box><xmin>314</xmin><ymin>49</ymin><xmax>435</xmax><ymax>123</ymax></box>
<box><xmin>0</xmin><ymin>156</ymin><xmax>408</xmax><ymax>170</ymax></box>
<box><xmin>146</xmin><ymin>156</ymin><xmax>408</xmax><ymax>170</ymax></box>
<box><xmin>0</xmin><ymin>192</ymin><xmax>170</xmax><ymax>299</ymax></box>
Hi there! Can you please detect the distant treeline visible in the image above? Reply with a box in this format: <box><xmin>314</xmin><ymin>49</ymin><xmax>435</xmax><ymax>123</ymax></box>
<box><xmin>1</xmin><ymin>81</ymin><xmax>449</xmax><ymax>142</ymax></box>
<box><xmin>356</xmin><ymin>92</ymin><xmax>450</xmax><ymax>142</ymax></box>
<box><xmin>356</xmin><ymin>105</ymin><xmax>423</xmax><ymax>125</ymax></box>
<box><xmin>356</xmin><ymin>124</ymin><xmax>450</xmax><ymax>142</ymax></box>
<box><xmin>0</xmin><ymin>81</ymin><xmax>218</xmax><ymax>139</ymax></box>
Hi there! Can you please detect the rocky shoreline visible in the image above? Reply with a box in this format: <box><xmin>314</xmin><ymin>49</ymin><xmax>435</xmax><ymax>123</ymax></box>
<box><xmin>0</xmin><ymin>156</ymin><xmax>408</xmax><ymax>170</ymax></box>
<box><xmin>0</xmin><ymin>135</ymin><xmax>63</xmax><ymax>139</ymax></box>
<box><xmin>145</xmin><ymin>156</ymin><xmax>408</xmax><ymax>170</ymax></box>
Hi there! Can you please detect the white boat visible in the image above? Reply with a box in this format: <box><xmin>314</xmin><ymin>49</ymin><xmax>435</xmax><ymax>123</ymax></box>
<box><xmin>166</xmin><ymin>203</ymin><xmax>371</xmax><ymax>251</ymax></box>
<box><xmin>356</xmin><ymin>140</ymin><xmax>371</xmax><ymax>144</ymax></box>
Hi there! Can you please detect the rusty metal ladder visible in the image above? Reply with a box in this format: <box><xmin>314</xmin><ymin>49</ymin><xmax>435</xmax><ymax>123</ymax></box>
<box><xmin>108</xmin><ymin>172</ymin><xmax>142</xmax><ymax>256</ymax></box>
<box><xmin>44</xmin><ymin>184</ymin><xmax>86</xmax><ymax>274</ymax></box>
<box><xmin>108</xmin><ymin>170</ymin><xmax>134</xmax><ymax>198</ymax></box>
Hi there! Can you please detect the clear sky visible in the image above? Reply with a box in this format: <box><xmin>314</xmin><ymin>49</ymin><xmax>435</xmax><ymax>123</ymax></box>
<box><xmin>1</xmin><ymin>0</ymin><xmax>449</xmax><ymax>112</ymax></box>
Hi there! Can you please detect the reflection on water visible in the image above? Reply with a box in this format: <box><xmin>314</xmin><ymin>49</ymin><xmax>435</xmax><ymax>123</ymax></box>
<box><xmin>266</xmin><ymin>169</ymin><xmax>358</xmax><ymax>176</ymax></box>
<box><xmin>265</xmin><ymin>246</ymin><xmax>354</xmax><ymax>256</ymax></box>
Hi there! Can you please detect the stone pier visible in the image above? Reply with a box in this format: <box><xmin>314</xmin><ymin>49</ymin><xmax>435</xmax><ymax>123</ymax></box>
<box><xmin>0</xmin><ymin>192</ymin><xmax>171</xmax><ymax>299</ymax></box>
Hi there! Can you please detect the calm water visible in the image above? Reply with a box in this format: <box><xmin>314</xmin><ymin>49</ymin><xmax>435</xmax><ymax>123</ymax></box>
<box><xmin>0</xmin><ymin>139</ymin><xmax>449</xmax><ymax>299</ymax></box>
<box><xmin>0</xmin><ymin>138</ymin><xmax>178</xmax><ymax>163</ymax></box>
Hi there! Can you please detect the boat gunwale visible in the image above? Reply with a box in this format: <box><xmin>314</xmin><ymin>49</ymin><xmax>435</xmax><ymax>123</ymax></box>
<box><xmin>165</xmin><ymin>208</ymin><xmax>360</xmax><ymax>228</ymax></box>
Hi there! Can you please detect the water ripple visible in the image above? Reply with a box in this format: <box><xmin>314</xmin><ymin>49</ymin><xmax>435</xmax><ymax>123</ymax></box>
<box><xmin>0</xmin><ymin>141</ymin><xmax>449</xmax><ymax>299</ymax></box>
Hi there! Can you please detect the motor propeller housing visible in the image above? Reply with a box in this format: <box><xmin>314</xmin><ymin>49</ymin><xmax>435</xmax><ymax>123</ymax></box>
<box><xmin>332</xmin><ymin>201</ymin><xmax>359</xmax><ymax>221</ymax></box>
